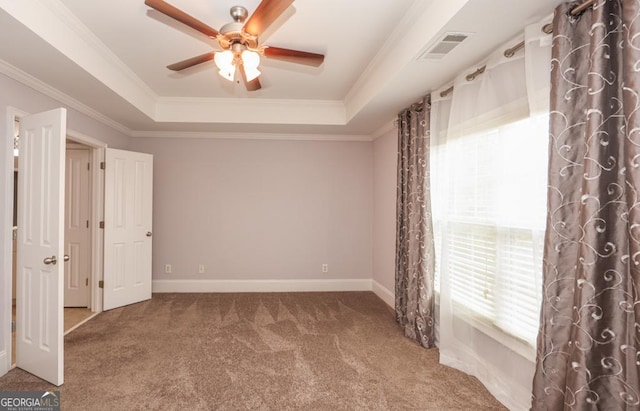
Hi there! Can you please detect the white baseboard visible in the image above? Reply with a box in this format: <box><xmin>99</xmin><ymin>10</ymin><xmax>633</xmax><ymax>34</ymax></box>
<box><xmin>152</xmin><ymin>278</ymin><xmax>373</xmax><ymax>293</ymax></box>
<box><xmin>372</xmin><ymin>280</ymin><xmax>394</xmax><ymax>308</ymax></box>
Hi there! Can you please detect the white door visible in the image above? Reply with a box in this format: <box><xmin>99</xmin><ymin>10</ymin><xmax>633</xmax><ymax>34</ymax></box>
<box><xmin>103</xmin><ymin>149</ymin><xmax>153</xmax><ymax>311</ymax></box>
<box><xmin>16</xmin><ymin>108</ymin><xmax>66</xmax><ymax>386</ymax></box>
<box><xmin>64</xmin><ymin>148</ymin><xmax>91</xmax><ymax>307</ymax></box>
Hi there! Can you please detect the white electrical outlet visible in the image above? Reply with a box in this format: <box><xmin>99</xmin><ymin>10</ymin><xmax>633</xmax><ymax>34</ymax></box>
<box><xmin>198</xmin><ymin>264</ymin><xmax>205</xmax><ymax>274</ymax></box>
<box><xmin>322</xmin><ymin>263</ymin><xmax>328</xmax><ymax>273</ymax></box>
<box><xmin>165</xmin><ymin>264</ymin><xmax>172</xmax><ymax>274</ymax></box>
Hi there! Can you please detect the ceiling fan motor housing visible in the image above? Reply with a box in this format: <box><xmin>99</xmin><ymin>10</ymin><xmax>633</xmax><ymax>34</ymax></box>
<box><xmin>218</xmin><ymin>6</ymin><xmax>258</xmax><ymax>50</ymax></box>
<box><xmin>220</xmin><ymin>21</ymin><xmax>244</xmax><ymax>35</ymax></box>
<box><xmin>229</xmin><ymin>5</ymin><xmax>248</xmax><ymax>22</ymax></box>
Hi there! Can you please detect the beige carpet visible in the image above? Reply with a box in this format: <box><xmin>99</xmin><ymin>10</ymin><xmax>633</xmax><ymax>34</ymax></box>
<box><xmin>0</xmin><ymin>292</ymin><xmax>506</xmax><ymax>410</ymax></box>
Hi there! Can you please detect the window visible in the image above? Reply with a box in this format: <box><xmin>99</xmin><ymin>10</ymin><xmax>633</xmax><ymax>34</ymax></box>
<box><xmin>432</xmin><ymin>113</ymin><xmax>548</xmax><ymax>347</ymax></box>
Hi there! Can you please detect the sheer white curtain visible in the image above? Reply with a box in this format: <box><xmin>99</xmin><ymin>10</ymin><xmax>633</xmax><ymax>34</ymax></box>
<box><xmin>430</xmin><ymin>19</ymin><xmax>551</xmax><ymax>410</ymax></box>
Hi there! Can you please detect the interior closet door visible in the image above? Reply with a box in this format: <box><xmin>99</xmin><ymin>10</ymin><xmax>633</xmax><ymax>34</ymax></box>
<box><xmin>103</xmin><ymin>148</ymin><xmax>153</xmax><ymax>310</ymax></box>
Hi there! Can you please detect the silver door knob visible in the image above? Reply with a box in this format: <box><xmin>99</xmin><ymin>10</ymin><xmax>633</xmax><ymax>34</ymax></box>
<box><xmin>146</xmin><ymin>232</ymin><xmax>152</xmax><ymax>237</ymax></box>
<box><xmin>43</xmin><ymin>256</ymin><xmax>57</xmax><ymax>265</ymax></box>
<box><xmin>64</xmin><ymin>255</ymin><xmax>70</xmax><ymax>262</ymax></box>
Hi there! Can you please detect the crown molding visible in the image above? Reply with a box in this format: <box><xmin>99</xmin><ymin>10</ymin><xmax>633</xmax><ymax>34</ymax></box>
<box><xmin>344</xmin><ymin>0</ymin><xmax>471</xmax><ymax>122</ymax></box>
<box><xmin>130</xmin><ymin>130</ymin><xmax>372</xmax><ymax>142</ymax></box>
<box><xmin>40</xmin><ymin>0</ymin><xmax>158</xmax><ymax>103</ymax></box>
<box><xmin>0</xmin><ymin>0</ymin><xmax>158</xmax><ymax>118</ymax></box>
<box><xmin>0</xmin><ymin>60</ymin><xmax>132</xmax><ymax>136</ymax></box>
<box><xmin>344</xmin><ymin>0</ymin><xmax>431</xmax><ymax>110</ymax></box>
<box><xmin>370</xmin><ymin>118</ymin><xmax>397</xmax><ymax>141</ymax></box>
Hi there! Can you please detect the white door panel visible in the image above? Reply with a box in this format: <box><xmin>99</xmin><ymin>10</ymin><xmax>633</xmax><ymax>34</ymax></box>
<box><xmin>16</xmin><ymin>108</ymin><xmax>66</xmax><ymax>386</ymax></box>
<box><xmin>64</xmin><ymin>149</ymin><xmax>90</xmax><ymax>307</ymax></box>
<box><xmin>103</xmin><ymin>149</ymin><xmax>153</xmax><ymax>311</ymax></box>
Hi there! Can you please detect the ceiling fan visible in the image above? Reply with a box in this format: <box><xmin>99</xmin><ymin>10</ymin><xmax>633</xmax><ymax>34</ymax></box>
<box><xmin>144</xmin><ymin>0</ymin><xmax>325</xmax><ymax>91</ymax></box>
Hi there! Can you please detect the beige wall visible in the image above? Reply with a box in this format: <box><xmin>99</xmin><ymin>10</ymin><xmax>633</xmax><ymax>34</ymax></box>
<box><xmin>372</xmin><ymin>128</ymin><xmax>397</xmax><ymax>304</ymax></box>
<box><xmin>1</xmin><ymin>72</ymin><xmax>378</xmax><ymax>288</ymax></box>
<box><xmin>130</xmin><ymin>137</ymin><xmax>373</xmax><ymax>282</ymax></box>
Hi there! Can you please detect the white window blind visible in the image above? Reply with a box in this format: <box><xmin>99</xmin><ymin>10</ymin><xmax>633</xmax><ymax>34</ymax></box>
<box><xmin>432</xmin><ymin>113</ymin><xmax>548</xmax><ymax>346</ymax></box>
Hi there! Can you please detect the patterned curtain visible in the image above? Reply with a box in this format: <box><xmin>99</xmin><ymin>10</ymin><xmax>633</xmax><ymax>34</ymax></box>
<box><xmin>532</xmin><ymin>1</ymin><xmax>640</xmax><ymax>409</ymax></box>
<box><xmin>395</xmin><ymin>96</ymin><xmax>436</xmax><ymax>349</ymax></box>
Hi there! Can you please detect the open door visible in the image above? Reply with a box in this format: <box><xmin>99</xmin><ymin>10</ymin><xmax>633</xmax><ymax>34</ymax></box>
<box><xmin>103</xmin><ymin>149</ymin><xmax>153</xmax><ymax>311</ymax></box>
<box><xmin>16</xmin><ymin>108</ymin><xmax>66</xmax><ymax>386</ymax></box>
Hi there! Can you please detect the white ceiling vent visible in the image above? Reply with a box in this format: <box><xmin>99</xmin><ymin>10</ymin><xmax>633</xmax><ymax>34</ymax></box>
<box><xmin>418</xmin><ymin>32</ymin><xmax>472</xmax><ymax>61</ymax></box>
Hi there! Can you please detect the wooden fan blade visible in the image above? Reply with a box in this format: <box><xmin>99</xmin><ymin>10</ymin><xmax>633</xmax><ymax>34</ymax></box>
<box><xmin>263</xmin><ymin>46</ymin><xmax>324</xmax><ymax>67</ymax></box>
<box><xmin>240</xmin><ymin>66</ymin><xmax>262</xmax><ymax>91</ymax></box>
<box><xmin>166</xmin><ymin>52</ymin><xmax>215</xmax><ymax>71</ymax></box>
<box><xmin>145</xmin><ymin>0</ymin><xmax>219</xmax><ymax>38</ymax></box>
<box><xmin>243</xmin><ymin>0</ymin><xmax>294</xmax><ymax>37</ymax></box>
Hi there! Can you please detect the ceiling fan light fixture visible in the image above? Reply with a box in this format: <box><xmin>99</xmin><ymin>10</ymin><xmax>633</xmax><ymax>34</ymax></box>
<box><xmin>243</xmin><ymin>65</ymin><xmax>261</xmax><ymax>82</ymax></box>
<box><xmin>241</xmin><ymin>50</ymin><xmax>261</xmax><ymax>81</ymax></box>
<box><xmin>241</xmin><ymin>50</ymin><xmax>260</xmax><ymax>68</ymax></box>
<box><xmin>218</xmin><ymin>68</ymin><xmax>235</xmax><ymax>82</ymax></box>
<box><xmin>214</xmin><ymin>50</ymin><xmax>236</xmax><ymax>81</ymax></box>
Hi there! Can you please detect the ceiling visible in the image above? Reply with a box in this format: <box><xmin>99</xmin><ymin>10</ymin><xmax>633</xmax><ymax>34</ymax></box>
<box><xmin>0</xmin><ymin>0</ymin><xmax>564</xmax><ymax>139</ymax></box>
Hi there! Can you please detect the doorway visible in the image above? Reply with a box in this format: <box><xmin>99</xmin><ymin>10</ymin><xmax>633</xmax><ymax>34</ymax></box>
<box><xmin>64</xmin><ymin>141</ymin><xmax>92</xmax><ymax>308</ymax></box>
<box><xmin>1</xmin><ymin>107</ymin><xmax>153</xmax><ymax>383</ymax></box>
<box><xmin>9</xmin><ymin>116</ymin><xmax>105</xmax><ymax>367</ymax></box>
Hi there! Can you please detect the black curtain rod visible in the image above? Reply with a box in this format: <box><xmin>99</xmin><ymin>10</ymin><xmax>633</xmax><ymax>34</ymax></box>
<box><xmin>438</xmin><ymin>0</ymin><xmax>596</xmax><ymax>98</ymax></box>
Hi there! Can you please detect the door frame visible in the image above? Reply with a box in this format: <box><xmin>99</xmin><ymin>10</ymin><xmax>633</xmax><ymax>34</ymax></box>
<box><xmin>0</xmin><ymin>106</ymin><xmax>26</xmax><ymax>375</ymax></box>
<box><xmin>0</xmin><ymin>107</ymin><xmax>106</xmax><ymax>377</ymax></box>
<box><xmin>66</xmin><ymin>130</ymin><xmax>106</xmax><ymax>313</ymax></box>
<box><xmin>64</xmin><ymin>144</ymin><xmax>92</xmax><ymax>307</ymax></box>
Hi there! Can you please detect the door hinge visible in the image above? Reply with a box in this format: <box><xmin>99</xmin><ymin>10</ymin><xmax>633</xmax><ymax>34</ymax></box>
<box><xmin>99</xmin><ymin>221</ymin><xmax>104</xmax><ymax>229</ymax></box>
<box><xmin>98</xmin><ymin>280</ymin><xmax>104</xmax><ymax>288</ymax></box>
<box><xmin>86</xmin><ymin>220</ymin><xmax>89</xmax><ymax>228</ymax></box>
<box><xmin>87</xmin><ymin>162</ymin><xmax>90</xmax><ymax>170</ymax></box>
<box><xmin>100</xmin><ymin>161</ymin><xmax>105</xmax><ymax>170</ymax></box>
<box><xmin>85</xmin><ymin>278</ymin><xmax>89</xmax><ymax>286</ymax></box>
